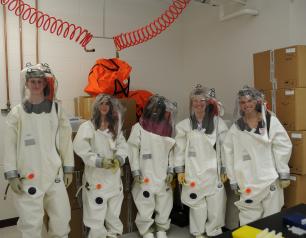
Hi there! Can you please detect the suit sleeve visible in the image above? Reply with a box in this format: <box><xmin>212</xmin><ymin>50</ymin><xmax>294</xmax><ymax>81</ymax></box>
<box><xmin>58</xmin><ymin>104</ymin><xmax>74</xmax><ymax>173</ymax></box>
<box><xmin>174</xmin><ymin>121</ymin><xmax>187</xmax><ymax>173</ymax></box>
<box><xmin>217</xmin><ymin>117</ymin><xmax>228</xmax><ymax>173</ymax></box>
<box><xmin>223</xmin><ymin>127</ymin><xmax>239</xmax><ymax>190</ymax></box>
<box><xmin>4</xmin><ymin>107</ymin><xmax>20</xmax><ymax>180</ymax></box>
<box><xmin>270</xmin><ymin>116</ymin><xmax>292</xmax><ymax>180</ymax></box>
<box><xmin>73</xmin><ymin>122</ymin><xmax>104</xmax><ymax>168</ymax></box>
<box><xmin>127</xmin><ymin>124</ymin><xmax>141</xmax><ymax>177</ymax></box>
<box><xmin>115</xmin><ymin>131</ymin><xmax>129</xmax><ymax>166</ymax></box>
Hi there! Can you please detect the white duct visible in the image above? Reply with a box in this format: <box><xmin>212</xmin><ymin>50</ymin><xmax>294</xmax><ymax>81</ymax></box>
<box><xmin>219</xmin><ymin>5</ymin><xmax>259</xmax><ymax>21</ymax></box>
<box><xmin>193</xmin><ymin>0</ymin><xmax>259</xmax><ymax>21</ymax></box>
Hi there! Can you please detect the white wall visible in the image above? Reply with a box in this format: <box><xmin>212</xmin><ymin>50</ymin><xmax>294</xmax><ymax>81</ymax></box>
<box><xmin>181</xmin><ymin>0</ymin><xmax>306</xmax><ymax>119</ymax></box>
<box><xmin>289</xmin><ymin>0</ymin><xmax>306</xmax><ymax>44</ymax></box>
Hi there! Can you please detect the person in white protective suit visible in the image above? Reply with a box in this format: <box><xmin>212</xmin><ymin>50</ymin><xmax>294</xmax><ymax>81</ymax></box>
<box><xmin>174</xmin><ymin>84</ymin><xmax>228</xmax><ymax>238</ymax></box>
<box><xmin>3</xmin><ymin>63</ymin><xmax>74</xmax><ymax>238</ymax></box>
<box><xmin>73</xmin><ymin>94</ymin><xmax>128</xmax><ymax>238</ymax></box>
<box><xmin>223</xmin><ymin>86</ymin><xmax>292</xmax><ymax>226</ymax></box>
<box><xmin>128</xmin><ymin>94</ymin><xmax>177</xmax><ymax>238</ymax></box>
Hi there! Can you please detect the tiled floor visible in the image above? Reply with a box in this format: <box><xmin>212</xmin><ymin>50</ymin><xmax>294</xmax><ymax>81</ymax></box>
<box><xmin>0</xmin><ymin>225</ymin><xmax>191</xmax><ymax>238</ymax></box>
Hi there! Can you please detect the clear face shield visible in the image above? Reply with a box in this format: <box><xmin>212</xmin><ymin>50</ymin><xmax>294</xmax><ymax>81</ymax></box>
<box><xmin>234</xmin><ymin>86</ymin><xmax>268</xmax><ymax>135</ymax></box>
<box><xmin>189</xmin><ymin>84</ymin><xmax>224</xmax><ymax>133</ymax></box>
<box><xmin>21</xmin><ymin>63</ymin><xmax>57</xmax><ymax>103</ymax></box>
<box><xmin>139</xmin><ymin>94</ymin><xmax>177</xmax><ymax>137</ymax></box>
<box><xmin>91</xmin><ymin>94</ymin><xmax>125</xmax><ymax>139</ymax></box>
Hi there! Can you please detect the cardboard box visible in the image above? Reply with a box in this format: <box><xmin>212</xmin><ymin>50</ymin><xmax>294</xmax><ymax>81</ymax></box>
<box><xmin>74</xmin><ymin>96</ymin><xmax>95</xmax><ymax>120</ymax></box>
<box><xmin>69</xmin><ymin>209</ymin><xmax>84</xmax><ymax>238</ymax></box>
<box><xmin>73</xmin><ymin>152</ymin><xmax>85</xmax><ymax>172</ymax></box>
<box><xmin>275</xmin><ymin>45</ymin><xmax>306</xmax><ymax>89</ymax></box>
<box><xmin>120</xmin><ymin>191</ymin><xmax>137</xmax><ymax>234</ymax></box>
<box><xmin>120</xmin><ymin>98</ymin><xmax>137</xmax><ymax>139</ymax></box>
<box><xmin>288</xmin><ymin>131</ymin><xmax>306</xmax><ymax>175</ymax></box>
<box><xmin>284</xmin><ymin>174</ymin><xmax>306</xmax><ymax>208</ymax></box>
<box><xmin>253</xmin><ymin>50</ymin><xmax>273</xmax><ymax>91</ymax></box>
<box><xmin>264</xmin><ymin>89</ymin><xmax>306</xmax><ymax>130</ymax></box>
<box><xmin>275</xmin><ymin>88</ymin><xmax>306</xmax><ymax>130</ymax></box>
<box><xmin>121</xmin><ymin>161</ymin><xmax>133</xmax><ymax>193</ymax></box>
<box><xmin>67</xmin><ymin>170</ymin><xmax>83</xmax><ymax>210</ymax></box>
<box><xmin>262</xmin><ymin>90</ymin><xmax>273</xmax><ymax>112</ymax></box>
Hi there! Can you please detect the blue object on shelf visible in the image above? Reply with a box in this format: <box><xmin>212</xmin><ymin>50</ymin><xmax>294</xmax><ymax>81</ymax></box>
<box><xmin>283</xmin><ymin>213</ymin><xmax>306</xmax><ymax>230</ymax></box>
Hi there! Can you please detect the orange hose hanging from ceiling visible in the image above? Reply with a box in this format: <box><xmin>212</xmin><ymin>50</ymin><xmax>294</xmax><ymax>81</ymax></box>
<box><xmin>1</xmin><ymin>0</ymin><xmax>190</xmax><ymax>51</ymax></box>
<box><xmin>113</xmin><ymin>0</ymin><xmax>191</xmax><ymax>51</ymax></box>
<box><xmin>0</xmin><ymin>0</ymin><xmax>93</xmax><ymax>48</ymax></box>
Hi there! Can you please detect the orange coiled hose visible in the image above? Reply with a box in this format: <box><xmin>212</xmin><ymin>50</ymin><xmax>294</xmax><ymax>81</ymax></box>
<box><xmin>113</xmin><ymin>0</ymin><xmax>191</xmax><ymax>51</ymax></box>
<box><xmin>0</xmin><ymin>0</ymin><xmax>93</xmax><ymax>48</ymax></box>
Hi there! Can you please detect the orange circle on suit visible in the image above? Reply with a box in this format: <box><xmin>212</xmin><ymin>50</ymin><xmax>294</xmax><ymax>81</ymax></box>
<box><xmin>190</xmin><ymin>181</ymin><xmax>196</xmax><ymax>188</ymax></box>
<box><xmin>27</xmin><ymin>173</ymin><xmax>35</xmax><ymax>180</ymax></box>
<box><xmin>96</xmin><ymin>184</ymin><xmax>103</xmax><ymax>190</ymax></box>
<box><xmin>245</xmin><ymin>187</ymin><xmax>252</xmax><ymax>194</ymax></box>
<box><xmin>144</xmin><ymin>178</ymin><xmax>150</xmax><ymax>184</ymax></box>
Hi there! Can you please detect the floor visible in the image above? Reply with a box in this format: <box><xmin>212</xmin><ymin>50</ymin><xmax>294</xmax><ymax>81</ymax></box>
<box><xmin>0</xmin><ymin>224</ymin><xmax>191</xmax><ymax>238</ymax></box>
<box><xmin>122</xmin><ymin>225</ymin><xmax>191</xmax><ymax>238</ymax></box>
<box><xmin>0</xmin><ymin>226</ymin><xmax>21</xmax><ymax>238</ymax></box>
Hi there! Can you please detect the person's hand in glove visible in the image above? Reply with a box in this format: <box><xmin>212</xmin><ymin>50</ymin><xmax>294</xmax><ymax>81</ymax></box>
<box><xmin>64</xmin><ymin>173</ymin><xmax>73</xmax><ymax>188</ymax></box>
<box><xmin>233</xmin><ymin>188</ymin><xmax>240</xmax><ymax>196</ymax></box>
<box><xmin>9</xmin><ymin>177</ymin><xmax>23</xmax><ymax>194</ymax></box>
<box><xmin>133</xmin><ymin>175</ymin><xmax>143</xmax><ymax>185</ymax></box>
<box><xmin>279</xmin><ymin>179</ymin><xmax>290</xmax><ymax>189</ymax></box>
<box><xmin>111</xmin><ymin>158</ymin><xmax>121</xmax><ymax>174</ymax></box>
<box><xmin>101</xmin><ymin>158</ymin><xmax>113</xmax><ymax>169</ymax></box>
<box><xmin>257</xmin><ymin>229</ymin><xmax>283</xmax><ymax>238</ymax></box>
<box><xmin>231</xmin><ymin>183</ymin><xmax>240</xmax><ymax>195</ymax></box>
<box><xmin>165</xmin><ymin>173</ymin><xmax>174</xmax><ymax>186</ymax></box>
<box><xmin>177</xmin><ymin>172</ymin><xmax>186</xmax><ymax>185</ymax></box>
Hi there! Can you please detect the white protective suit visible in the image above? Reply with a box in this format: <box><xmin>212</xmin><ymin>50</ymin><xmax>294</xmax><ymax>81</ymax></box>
<box><xmin>128</xmin><ymin>122</ymin><xmax>175</xmax><ymax>236</ymax></box>
<box><xmin>223</xmin><ymin>114</ymin><xmax>292</xmax><ymax>225</ymax></box>
<box><xmin>174</xmin><ymin>116</ymin><xmax>228</xmax><ymax>237</ymax></box>
<box><xmin>4</xmin><ymin>102</ymin><xmax>74</xmax><ymax>238</ymax></box>
<box><xmin>73</xmin><ymin>120</ymin><xmax>128</xmax><ymax>238</ymax></box>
